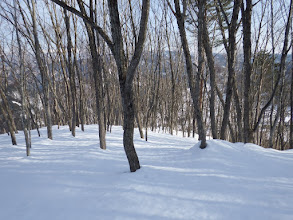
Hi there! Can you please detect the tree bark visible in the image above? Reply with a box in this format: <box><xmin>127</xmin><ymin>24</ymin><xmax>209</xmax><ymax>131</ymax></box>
<box><xmin>200</xmin><ymin>0</ymin><xmax>217</xmax><ymax>139</ymax></box>
<box><xmin>0</xmin><ymin>90</ymin><xmax>17</xmax><ymax>145</ymax></box>
<box><xmin>64</xmin><ymin>9</ymin><xmax>77</xmax><ymax>137</ymax></box>
<box><xmin>242</xmin><ymin>0</ymin><xmax>253</xmax><ymax>143</ymax></box>
<box><xmin>108</xmin><ymin>0</ymin><xmax>150</xmax><ymax>171</ymax></box>
<box><xmin>135</xmin><ymin>71</ymin><xmax>144</xmax><ymax>139</ymax></box>
<box><xmin>291</xmin><ymin>14</ymin><xmax>293</xmax><ymax>149</ymax></box>
<box><xmin>0</xmin><ymin>56</ymin><xmax>18</xmax><ymax>133</ymax></box>
<box><xmin>165</xmin><ymin>18</ymin><xmax>176</xmax><ymax>135</ymax></box>
<box><xmin>76</xmin><ymin>0</ymin><xmax>106</xmax><ymax>149</ymax></box>
<box><xmin>217</xmin><ymin>0</ymin><xmax>241</xmax><ymax>140</ymax></box>
<box><xmin>29</xmin><ymin>0</ymin><xmax>53</xmax><ymax>139</ymax></box>
<box><xmin>14</xmin><ymin>0</ymin><xmax>31</xmax><ymax>155</ymax></box>
<box><xmin>174</xmin><ymin>0</ymin><xmax>207</xmax><ymax>149</ymax></box>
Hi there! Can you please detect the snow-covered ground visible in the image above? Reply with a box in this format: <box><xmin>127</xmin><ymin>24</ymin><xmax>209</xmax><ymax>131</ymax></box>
<box><xmin>0</xmin><ymin>125</ymin><xmax>293</xmax><ymax>220</ymax></box>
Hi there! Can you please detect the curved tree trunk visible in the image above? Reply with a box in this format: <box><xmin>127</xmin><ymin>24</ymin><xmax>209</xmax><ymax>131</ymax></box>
<box><xmin>120</xmin><ymin>80</ymin><xmax>140</xmax><ymax>172</ymax></box>
<box><xmin>108</xmin><ymin>0</ymin><xmax>150</xmax><ymax>171</ymax></box>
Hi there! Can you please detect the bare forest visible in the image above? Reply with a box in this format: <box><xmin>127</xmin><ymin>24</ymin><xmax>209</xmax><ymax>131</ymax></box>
<box><xmin>0</xmin><ymin>0</ymin><xmax>293</xmax><ymax>172</ymax></box>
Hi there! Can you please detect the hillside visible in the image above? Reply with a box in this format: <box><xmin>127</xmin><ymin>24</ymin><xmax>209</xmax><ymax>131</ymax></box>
<box><xmin>0</xmin><ymin>125</ymin><xmax>293</xmax><ymax>220</ymax></box>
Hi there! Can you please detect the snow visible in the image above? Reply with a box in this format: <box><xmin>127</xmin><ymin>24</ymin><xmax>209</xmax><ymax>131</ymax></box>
<box><xmin>0</xmin><ymin>125</ymin><xmax>293</xmax><ymax>220</ymax></box>
<box><xmin>11</xmin><ymin>101</ymin><xmax>21</xmax><ymax>106</ymax></box>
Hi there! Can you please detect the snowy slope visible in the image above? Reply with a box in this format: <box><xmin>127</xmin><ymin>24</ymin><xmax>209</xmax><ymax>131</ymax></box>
<box><xmin>0</xmin><ymin>125</ymin><xmax>293</xmax><ymax>220</ymax></box>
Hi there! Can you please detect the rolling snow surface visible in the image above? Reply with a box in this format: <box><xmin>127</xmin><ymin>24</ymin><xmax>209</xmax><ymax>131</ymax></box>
<box><xmin>0</xmin><ymin>125</ymin><xmax>293</xmax><ymax>220</ymax></box>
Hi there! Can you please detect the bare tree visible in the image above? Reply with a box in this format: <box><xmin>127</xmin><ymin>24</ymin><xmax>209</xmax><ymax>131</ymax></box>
<box><xmin>64</xmin><ymin>9</ymin><xmax>77</xmax><ymax>137</ymax></box>
<box><xmin>252</xmin><ymin>0</ymin><xmax>293</xmax><ymax>148</ymax></box>
<box><xmin>0</xmin><ymin>42</ymin><xmax>17</xmax><ymax>145</ymax></box>
<box><xmin>215</xmin><ymin>0</ymin><xmax>242</xmax><ymax>141</ymax></box>
<box><xmin>24</xmin><ymin>0</ymin><xmax>53</xmax><ymax>139</ymax></box>
<box><xmin>200</xmin><ymin>0</ymin><xmax>218</xmax><ymax>139</ymax></box>
<box><xmin>241</xmin><ymin>0</ymin><xmax>253</xmax><ymax>143</ymax></box>
<box><xmin>51</xmin><ymin>0</ymin><xmax>150</xmax><ymax>172</ymax></box>
<box><xmin>13</xmin><ymin>0</ymin><xmax>31</xmax><ymax>155</ymax></box>
<box><xmin>0</xmin><ymin>85</ymin><xmax>17</xmax><ymax>145</ymax></box>
<box><xmin>75</xmin><ymin>0</ymin><xmax>106</xmax><ymax>149</ymax></box>
<box><xmin>172</xmin><ymin>0</ymin><xmax>207</xmax><ymax>149</ymax></box>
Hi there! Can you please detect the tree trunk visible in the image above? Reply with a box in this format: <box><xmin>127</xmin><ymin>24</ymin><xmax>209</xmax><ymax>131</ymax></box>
<box><xmin>75</xmin><ymin>53</ymin><xmax>85</xmax><ymax>132</ymax></box>
<box><xmin>216</xmin><ymin>0</ymin><xmax>241</xmax><ymax>140</ymax></box>
<box><xmin>30</xmin><ymin>0</ymin><xmax>53</xmax><ymax>139</ymax></box>
<box><xmin>64</xmin><ymin>9</ymin><xmax>76</xmax><ymax>137</ymax></box>
<box><xmin>94</xmin><ymin>50</ymin><xmax>106</xmax><ymax>150</ymax></box>
<box><xmin>76</xmin><ymin>0</ymin><xmax>106</xmax><ymax>149</ymax></box>
<box><xmin>0</xmin><ymin>58</ymin><xmax>18</xmax><ymax>133</ymax></box>
<box><xmin>200</xmin><ymin>0</ymin><xmax>217</xmax><ymax>139</ymax></box>
<box><xmin>89</xmin><ymin>34</ymin><xmax>106</xmax><ymax>149</ymax></box>
<box><xmin>108</xmin><ymin>0</ymin><xmax>150</xmax><ymax>171</ymax></box>
<box><xmin>135</xmin><ymin>71</ymin><xmax>144</xmax><ymax>139</ymax></box>
<box><xmin>174</xmin><ymin>0</ymin><xmax>207</xmax><ymax>149</ymax></box>
<box><xmin>14</xmin><ymin>0</ymin><xmax>31</xmax><ymax>155</ymax></box>
<box><xmin>242</xmin><ymin>0</ymin><xmax>253</xmax><ymax>143</ymax></box>
<box><xmin>120</xmin><ymin>80</ymin><xmax>140</xmax><ymax>172</ymax></box>
<box><xmin>232</xmin><ymin>78</ymin><xmax>242</xmax><ymax>141</ymax></box>
<box><xmin>291</xmin><ymin>15</ymin><xmax>293</xmax><ymax>148</ymax></box>
<box><xmin>0</xmin><ymin>99</ymin><xmax>17</xmax><ymax>145</ymax></box>
<box><xmin>165</xmin><ymin>20</ymin><xmax>176</xmax><ymax>135</ymax></box>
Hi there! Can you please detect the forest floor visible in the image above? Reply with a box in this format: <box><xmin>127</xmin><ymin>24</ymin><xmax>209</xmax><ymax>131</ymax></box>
<box><xmin>0</xmin><ymin>125</ymin><xmax>293</xmax><ymax>220</ymax></box>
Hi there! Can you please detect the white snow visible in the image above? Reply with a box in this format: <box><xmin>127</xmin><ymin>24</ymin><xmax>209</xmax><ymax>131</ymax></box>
<box><xmin>12</xmin><ymin>101</ymin><xmax>22</xmax><ymax>106</ymax></box>
<box><xmin>0</xmin><ymin>125</ymin><xmax>293</xmax><ymax>220</ymax></box>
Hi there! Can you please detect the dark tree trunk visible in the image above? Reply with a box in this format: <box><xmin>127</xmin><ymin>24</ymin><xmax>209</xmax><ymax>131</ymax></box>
<box><xmin>94</xmin><ymin>50</ymin><xmax>106</xmax><ymax>150</ymax></box>
<box><xmin>30</xmin><ymin>0</ymin><xmax>53</xmax><ymax>139</ymax></box>
<box><xmin>242</xmin><ymin>0</ymin><xmax>253</xmax><ymax>143</ymax></box>
<box><xmin>291</xmin><ymin>16</ymin><xmax>293</xmax><ymax>149</ymax></box>
<box><xmin>232</xmin><ymin>79</ymin><xmax>242</xmax><ymax>142</ymax></box>
<box><xmin>174</xmin><ymin>0</ymin><xmax>207</xmax><ymax>149</ymax></box>
<box><xmin>120</xmin><ymin>80</ymin><xmax>140</xmax><ymax>172</ymax></box>
<box><xmin>64</xmin><ymin>9</ymin><xmax>76</xmax><ymax>137</ymax></box>
<box><xmin>200</xmin><ymin>0</ymin><xmax>217</xmax><ymax>139</ymax></box>
<box><xmin>219</xmin><ymin>52</ymin><xmax>235</xmax><ymax>140</ymax></box>
<box><xmin>75</xmin><ymin>54</ymin><xmax>85</xmax><ymax>132</ymax></box>
<box><xmin>108</xmin><ymin>0</ymin><xmax>150</xmax><ymax>171</ymax></box>
<box><xmin>77</xmin><ymin>0</ymin><xmax>106</xmax><ymax>149</ymax></box>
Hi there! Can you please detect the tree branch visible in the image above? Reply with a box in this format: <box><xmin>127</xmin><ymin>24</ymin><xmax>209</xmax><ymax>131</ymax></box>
<box><xmin>50</xmin><ymin>0</ymin><xmax>114</xmax><ymax>52</ymax></box>
<box><xmin>126</xmin><ymin>0</ymin><xmax>150</xmax><ymax>85</ymax></box>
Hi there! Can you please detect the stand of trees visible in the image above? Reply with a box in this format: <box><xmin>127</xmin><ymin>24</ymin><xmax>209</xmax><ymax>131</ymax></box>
<box><xmin>0</xmin><ymin>0</ymin><xmax>293</xmax><ymax>172</ymax></box>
